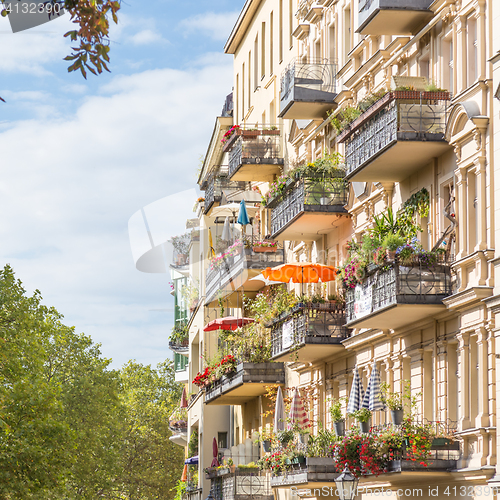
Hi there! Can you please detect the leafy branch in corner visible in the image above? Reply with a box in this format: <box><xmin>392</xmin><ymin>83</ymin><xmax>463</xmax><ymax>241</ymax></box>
<box><xmin>63</xmin><ymin>0</ymin><xmax>121</xmax><ymax>79</ymax></box>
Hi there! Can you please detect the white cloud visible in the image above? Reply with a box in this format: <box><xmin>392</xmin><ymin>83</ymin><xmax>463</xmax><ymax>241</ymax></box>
<box><xmin>130</xmin><ymin>28</ymin><xmax>168</xmax><ymax>46</ymax></box>
<box><xmin>0</xmin><ymin>56</ymin><xmax>233</xmax><ymax>367</ymax></box>
<box><xmin>179</xmin><ymin>11</ymin><xmax>239</xmax><ymax>42</ymax></box>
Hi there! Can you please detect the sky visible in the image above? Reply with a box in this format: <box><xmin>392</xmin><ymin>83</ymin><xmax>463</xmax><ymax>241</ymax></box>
<box><xmin>0</xmin><ymin>0</ymin><xmax>242</xmax><ymax>368</ymax></box>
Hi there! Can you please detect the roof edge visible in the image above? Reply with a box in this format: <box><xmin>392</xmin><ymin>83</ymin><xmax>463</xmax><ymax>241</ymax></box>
<box><xmin>224</xmin><ymin>0</ymin><xmax>261</xmax><ymax>55</ymax></box>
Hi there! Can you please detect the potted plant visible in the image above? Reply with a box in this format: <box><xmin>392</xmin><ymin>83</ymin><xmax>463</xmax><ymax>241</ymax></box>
<box><xmin>382</xmin><ymin>233</ymin><xmax>405</xmax><ymax>260</ymax></box>
<box><xmin>256</xmin><ymin>427</ymin><xmax>274</xmax><ymax>452</ymax></box>
<box><xmin>329</xmin><ymin>397</ymin><xmax>347</xmax><ymax>436</ymax></box>
<box><xmin>277</xmin><ymin>429</ymin><xmax>294</xmax><ymax>446</ymax></box>
<box><xmin>252</xmin><ymin>241</ymin><xmax>278</xmax><ymax>253</ymax></box>
<box><xmin>350</xmin><ymin>408</ymin><xmax>372</xmax><ymax>433</ymax></box>
<box><xmin>379</xmin><ymin>382</ymin><xmax>404</xmax><ymax>425</ymax></box>
<box><xmin>241</xmin><ymin>127</ymin><xmax>260</xmax><ymax>138</ymax></box>
<box><xmin>262</xmin><ymin>126</ymin><xmax>280</xmax><ymax>136</ymax></box>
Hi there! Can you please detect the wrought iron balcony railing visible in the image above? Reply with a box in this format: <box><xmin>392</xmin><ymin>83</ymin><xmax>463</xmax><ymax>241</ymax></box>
<box><xmin>338</xmin><ymin>91</ymin><xmax>450</xmax><ymax>182</ymax></box>
<box><xmin>345</xmin><ymin>259</ymin><xmax>452</xmax><ymax>328</ymax></box>
<box><xmin>205</xmin><ymin>240</ymin><xmax>285</xmax><ymax>303</ymax></box>
<box><xmin>269</xmin><ymin>303</ymin><xmax>348</xmax><ymax>361</ymax></box>
<box><xmin>204</xmin><ymin>168</ymin><xmax>247</xmax><ymax>214</ymax></box>
<box><xmin>270</xmin><ymin>175</ymin><xmax>348</xmax><ymax>239</ymax></box>
<box><xmin>339</xmin><ymin>91</ymin><xmax>450</xmax><ymax>181</ymax></box>
<box><xmin>210</xmin><ymin>468</ymin><xmax>272</xmax><ymax>500</ymax></box>
<box><xmin>279</xmin><ymin>58</ymin><xmax>337</xmax><ymax>119</ymax></box>
<box><xmin>227</xmin><ymin>127</ymin><xmax>284</xmax><ymax>181</ymax></box>
<box><xmin>204</xmin><ymin>362</ymin><xmax>285</xmax><ymax>405</ymax></box>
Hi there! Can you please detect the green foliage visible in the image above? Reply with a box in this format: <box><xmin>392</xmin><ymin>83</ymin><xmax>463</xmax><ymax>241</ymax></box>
<box><xmin>170</xmin><ymin>323</ymin><xmax>189</xmax><ymax>344</ymax></box>
<box><xmin>357</xmin><ymin>89</ymin><xmax>388</xmax><ymax>112</ymax></box>
<box><xmin>118</xmin><ymin>360</ymin><xmax>184</xmax><ymax>499</ymax></box>
<box><xmin>349</xmin><ymin>408</ymin><xmax>372</xmax><ymax>423</ymax></box>
<box><xmin>63</xmin><ymin>0</ymin><xmax>121</xmax><ymax>78</ymax></box>
<box><xmin>0</xmin><ymin>265</ymin><xmax>184</xmax><ymax>500</ymax></box>
<box><xmin>173</xmin><ymin>479</ymin><xmax>187</xmax><ymax>500</ymax></box>
<box><xmin>188</xmin><ymin>429</ymin><xmax>199</xmax><ymax>458</ymax></box>
<box><xmin>424</xmin><ymin>81</ymin><xmax>447</xmax><ymax>92</ymax></box>
<box><xmin>329</xmin><ymin>106</ymin><xmax>362</xmax><ymax>134</ymax></box>
<box><xmin>328</xmin><ymin>397</ymin><xmax>347</xmax><ymax>422</ymax></box>
<box><xmin>382</xmin><ymin>233</ymin><xmax>406</xmax><ymax>252</ymax></box>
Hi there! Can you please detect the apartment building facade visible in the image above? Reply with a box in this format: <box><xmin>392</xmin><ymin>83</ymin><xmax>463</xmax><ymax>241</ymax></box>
<box><xmin>161</xmin><ymin>1</ymin><xmax>500</xmax><ymax>500</ymax></box>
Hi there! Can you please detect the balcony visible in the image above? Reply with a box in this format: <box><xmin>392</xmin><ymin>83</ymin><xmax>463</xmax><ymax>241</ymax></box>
<box><xmin>357</xmin><ymin>0</ymin><xmax>433</xmax><ymax>35</ymax></box>
<box><xmin>269</xmin><ymin>175</ymin><xmax>348</xmax><ymax>241</ymax></box>
<box><xmin>205</xmin><ymin>242</ymin><xmax>285</xmax><ymax>305</ymax></box>
<box><xmin>271</xmin><ymin>458</ymin><xmax>338</xmax><ymax>489</ymax></box>
<box><xmin>345</xmin><ymin>260</ymin><xmax>452</xmax><ymax>330</ymax></box>
<box><xmin>205</xmin><ymin>362</ymin><xmax>285</xmax><ymax>405</ymax></box>
<box><xmin>204</xmin><ymin>168</ymin><xmax>247</xmax><ymax>215</ymax></box>
<box><xmin>279</xmin><ymin>58</ymin><xmax>337</xmax><ymax>119</ymax></box>
<box><xmin>338</xmin><ymin>91</ymin><xmax>451</xmax><ymax>182</ymax></box>
<box><xmin>227</xmin><ymin>127</ymin><xmax>284</xmax><ymax>182</ymax></box>
<box><xmin>268</xmin><ymin>303</ymin><xmax>349</xmax><ymax>363</ymax></box>
<box><xmin>209</xmin><ymin>468</ymin><xmax>272</xmax><ymax>500</ymax></box>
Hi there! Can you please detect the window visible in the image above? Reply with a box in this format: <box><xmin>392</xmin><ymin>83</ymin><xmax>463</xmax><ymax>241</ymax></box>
<box><xmin>441</xmin><ymin>34</ymin><xmax>453</xmax><ymax>94</ymax></box>
<box><xmin>328</xmin><ymin>24</ymin><xmax>336</xmax><ymax>62</ymax></box>
<box><xmin>279</xmin><ymin>0</ymin><xmax>283</xmax><ymax>62</ymax></box>
<box><xmin>248</xmin><ymin>52</ymin><xmax>251</xmax><ymax>108</ymax></box>
<box><xmin>270</xmin><ymin>12</ymin><xmax>274</xmax><ymax>74</ymax></box>
<box><xmin>218</xmin><ymin>432</ymin><xmax>228</xmax><ymax>449</ymax></box>
<box><xmin>254</xmin><ymin>35</ymin><xmax>259</xmax><ymax>89</ymax></box>
<box><xmin>242</xmin><ymin>63</ymin><xmax>245</xmax><ymax>115</ymax></box>
<box><xmin>261</xmin><ymin>22</ymin><xmax>266</xmax><ymax>79</ymax></box>
<box><xmin>343</xmin><ymin>7</ymin><xmax>351</xmax><ymax>62</ymax></box>
<box><xmin>466</xmin><ymin>15</ymin><xmax>477</xmax><ymax>87</ymax></box>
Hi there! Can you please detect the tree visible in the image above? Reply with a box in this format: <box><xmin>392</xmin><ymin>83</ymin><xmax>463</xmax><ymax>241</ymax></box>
<box><xmin>0</xmin><ymin>266</ymin><xmax>72</xmax><ymax>498</ymax></box>
<box><xmin>41</xmin><ymin>317</ymin><xmax>124</xmax><ymax>499</ymax></box>
<box><xmin>117</xmin><ymin>361</ymin><xmax>185</xmax><ymax>500</ymax></box>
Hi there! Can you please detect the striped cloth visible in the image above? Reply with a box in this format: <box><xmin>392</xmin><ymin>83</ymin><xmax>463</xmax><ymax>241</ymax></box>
<box><xmin>287</xmin><ymin>389</ymin><xmax>309</xmax><ymax>430</ymax></box>
<box><xmin>347</xmin><ymin>368</ymin><xmax>364</xmax><ymax>414</ymax></box>
<box><xmin>362</xmin><ymin>363</ymin><xmax>385</xmax><ymax>411</ymax></box>
<box><xmin>274</xmin><ymin>386</ymin><xmax>285</xmax><ymax>432</ymax></box>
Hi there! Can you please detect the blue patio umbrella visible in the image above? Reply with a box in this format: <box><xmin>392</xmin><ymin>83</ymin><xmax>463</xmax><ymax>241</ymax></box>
<box><xmin>361</xmin><ymin>363</ymin><xmax>384</xmax><ymax>411</ymax></box>
<box><xmin>237</xmin><ymin>199</ymin><xmax>250</xmax><ymax>226</ymax></box>
<box><xmin>347</xmin><ymin>367</ymin><xmax>364</xmax><ymax>414</ymax></box>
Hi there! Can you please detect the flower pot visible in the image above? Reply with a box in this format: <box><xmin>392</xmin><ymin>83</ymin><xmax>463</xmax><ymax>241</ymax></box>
<box><xmin>333</xmin><ymin>421</ymin><xmax>345</xmax><ymax>437</ymax></box>
<box><xmin>253</xmin><ymin>246</ymin><xmax>277</xmax><ymax>253</ymax></box>
<box><xmin>390</xmin><ymin>409</ymin><xmax>404</xmax><ymax>425</ymax></box>
<box><xmin>292</xmin><ymin>456</ymin><xmax>306</xmax><ymax>464</ymax></box>
<box><xmin>262</xmin><ymin>129</ymin><xmax>280</xmax><ymax>135</ymax></box>
<box><xmin>359</xmin><ymin>420</ymin><xmax>371</xmax><ymax>434</ymax></box>
<box><xmin>319</xmin><ymin>196</ymin><xmax>330</xmax><ymax>205</ymax></box>
<box><xmin>241</xmin><ymin>130</ymin><xmax>260</xmax><ymax>138</ymax></box>
<box><xmin>432</xmin><ymin>437</ymin><xmax>452</xmax><ymax>446</ymax></box>
<box><xmin>386</xmin><ymin>249</ymin><xmax>397</xmax><ymax>261</ymax></box>
<box><xmin>262</xmin><ymin>440</ymin><xmax>272</xmax><ymax>452</ymax></box>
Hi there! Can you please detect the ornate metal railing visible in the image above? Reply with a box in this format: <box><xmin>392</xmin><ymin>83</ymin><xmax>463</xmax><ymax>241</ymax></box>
<box><xmin>280</xmin><ymin>58</ymin><xmax>337</xmax><ymax>112</ymax></box>
<box><xmin>210</xmin><ymin>469</ymin><xmax>272</xmax><ymax>500</ymax></box>
<box><xmin>228</xmin><ymin>132</ymin><xmax>283</xmax><ymax>179</ymax></box>
<box><xmin>205</xmin><ymin>239</ymin><xmax>284</xmax><ymax>302</ymax></box>
<box><xmin>204</xmin><ymin>362</ymin><xmax>285</xmax><ymax>404</ymax></box>
<box><xmin>270</xmin><ymin>175</ymin><xmax>348</xmax><ymax>237</ymax></box>
<box><xmin>204</xmin><ymin>168</ymin><xmax>246</xmax><ymax>214</ymax></box>
<box><xmin>345</xmin><ymin>260</ymin><xmax>452</xmax><ymax>324</ymax></box>
<box><xmin>269</xmin><ymin>303</ymin><xmax>349</xmax><ymax>358</ymax></box>
<box><xmin>339</xmin><ymin>92</ymin><xmax>450</xmax><ymax>178</ymax></box>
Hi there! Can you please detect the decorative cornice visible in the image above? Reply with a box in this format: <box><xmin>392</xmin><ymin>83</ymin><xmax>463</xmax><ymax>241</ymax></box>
<box><xmin>443</xmin><ymin>287</ymin><xmax>493</xmax><ymax>310</ymax></box>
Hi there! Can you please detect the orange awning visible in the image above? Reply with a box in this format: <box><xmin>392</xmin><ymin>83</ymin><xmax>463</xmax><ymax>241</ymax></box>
<box><xmin>262</xmin><ymin>262</ymin><xmax>337</xmax><ymax>284</ymax></box>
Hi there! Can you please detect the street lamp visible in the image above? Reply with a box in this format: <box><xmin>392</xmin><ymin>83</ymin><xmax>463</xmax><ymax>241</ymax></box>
<box><xmin>335</xmin><ymin>466</ymin><xmax>359</xmax><ymax>500</ymax></box>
